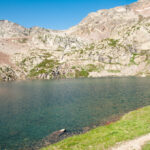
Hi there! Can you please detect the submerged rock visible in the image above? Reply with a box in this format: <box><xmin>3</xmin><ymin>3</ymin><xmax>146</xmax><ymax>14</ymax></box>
<box><xmin>50</xmin><ymin>129</ymin><xmax>66</xmax><ymax>139</ymax></box>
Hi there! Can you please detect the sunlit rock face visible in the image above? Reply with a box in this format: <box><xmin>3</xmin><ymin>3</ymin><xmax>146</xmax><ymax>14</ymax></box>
<box><xmin>67</xmin><ymin>0</ymin><xmax>150</xmax><ymax>41</ymax></box>
<box><xmin>0</xmin><ymin>0</ymin><xmax>150</xmax><ymax>81</ymax></box>
<box><xmin>131</xmin><ymin>0</ymin><xmax>150</xmax><ymax>17</ymax></box>
<box><xmin>0</xmin><ymin>20</ymin><xmax>29</xmax><ymax>38</ymax></box>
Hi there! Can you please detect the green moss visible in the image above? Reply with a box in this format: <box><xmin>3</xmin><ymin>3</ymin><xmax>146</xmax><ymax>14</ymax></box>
<box><xmin>42</xmin><ymin>105</ymin><xmax>150</xmax><ymax>150</ymax></box>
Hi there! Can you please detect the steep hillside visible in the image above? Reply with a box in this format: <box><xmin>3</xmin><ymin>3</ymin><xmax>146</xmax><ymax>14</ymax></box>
<box><xmin>0</xmin><ymin>0</ymin><xmax>150</xmax><ymax>81</ymax></box>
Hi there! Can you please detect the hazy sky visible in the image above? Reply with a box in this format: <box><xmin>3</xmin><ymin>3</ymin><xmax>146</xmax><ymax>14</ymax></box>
<box><xmin>0</xmin><ymin>0</ymin><xmax>137</xmax><ymax>30</ymax></box>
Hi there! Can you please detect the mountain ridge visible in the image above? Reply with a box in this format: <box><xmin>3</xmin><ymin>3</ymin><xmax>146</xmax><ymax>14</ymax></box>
<box><xmin>0</xmin><ymin>0</ymin><xmax>150</xmax><ymax>81</ymax></box>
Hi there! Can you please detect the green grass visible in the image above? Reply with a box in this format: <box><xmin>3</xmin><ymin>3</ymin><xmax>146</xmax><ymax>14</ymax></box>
<box><xmin>107</xmin><ymin>39</ymin><xmax>119</xmax><ymax>47</ymax></box>
<box><xmin>75</xmin><ymin>69</ymin><xmax>89</xmax><ymax>78</ymax></box>
<box><xmin>29</xmin><ymin>59</ymin><xmax>59</xmax><ymax>77</ymax></box>
<box><xmin>142</xmin><ymin>141</ymin><xmax>150</xmax><ymax>150</ymax></box>
<box><xmin>80</xmin><ymin>49</ymin><xmax>84</xmax><ymax>54</ymax></box>
<box><xmin>85</xmin><ymin>43</ymin><xmax>95</xmax><ymax>50</ymax></box>
<box><xmin>41</xmin><ymin>106</ymin><xmax>150</xmax><ymax>150</ymax></box>
<box><xmin>129</xmin><ymin>53</ymin><xmax>138</xmax><ymax>65</ymax></box>
<box><xmin>71</xmin><ymin>66</ymin><xmax>76</xmax><ymax>69</ymax></box>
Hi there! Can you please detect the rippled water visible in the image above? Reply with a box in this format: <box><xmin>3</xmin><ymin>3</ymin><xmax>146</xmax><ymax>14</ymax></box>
<box><xmin>0</xmin><ymin>77</ymin><xmax>150</xmax><ymax>149</ymax></box>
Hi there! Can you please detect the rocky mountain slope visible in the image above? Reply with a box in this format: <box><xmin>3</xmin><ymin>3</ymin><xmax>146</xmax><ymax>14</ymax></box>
<box><xmin>0</xmin><ymin>0</ymin><xmax>150</xmax><ymax>81</ymax></box>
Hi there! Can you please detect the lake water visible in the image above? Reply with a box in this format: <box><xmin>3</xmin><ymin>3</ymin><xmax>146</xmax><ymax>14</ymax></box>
<box><xmin>1</xmin><ymin>77</ymin><xmax>150</xmax><ymax>150</ymax></box>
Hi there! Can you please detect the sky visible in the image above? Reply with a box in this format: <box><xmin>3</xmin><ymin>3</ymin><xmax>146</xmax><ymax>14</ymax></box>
<box><xmin>0</xmin><ymin>0</ymin><xmax>137</xmax><ymax>30</ymax></box>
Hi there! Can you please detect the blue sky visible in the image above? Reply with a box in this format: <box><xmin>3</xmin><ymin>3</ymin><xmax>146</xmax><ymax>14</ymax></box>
<box><xmin>0</xmin><ymin>0</ymin><xmax>137</xmax><ymax>30</ymax></box>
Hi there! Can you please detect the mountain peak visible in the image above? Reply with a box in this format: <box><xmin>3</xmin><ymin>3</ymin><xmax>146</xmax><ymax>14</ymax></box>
<box><xmin>0</xmin><ymin>20</ymin><xmax>28</xmax><ymax>38</ymax></box>
<box><xmin>67</xmin><ymin>0</ymin><xmax>150</xmax><ymax>41</ymax></box>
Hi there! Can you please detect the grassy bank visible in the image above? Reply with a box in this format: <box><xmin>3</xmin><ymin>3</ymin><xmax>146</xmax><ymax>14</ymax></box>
<box><xmin>142</xmin><ymin>141</ymin><xmax>150</xmax><ymax>150</ymax></box>
<box><xmin>41</xmin><ymin>105</ymin><xmax>150</xmax><ymax>150</ymax></box>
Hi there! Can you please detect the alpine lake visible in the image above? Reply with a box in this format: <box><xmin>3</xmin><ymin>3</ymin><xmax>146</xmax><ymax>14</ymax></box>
<box><xmin>1</xmin><ymin>77</ymin><xmax>150</xmax><ymax>150</ymax></box>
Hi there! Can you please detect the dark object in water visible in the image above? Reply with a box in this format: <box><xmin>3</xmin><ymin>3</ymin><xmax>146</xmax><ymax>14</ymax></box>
<box><xmin>51</xmin><ymin>129</ymin><xmax>66</xmax><ymax>137</ymax></box>
<box><xmin>43</xmin><ymin>129</ymin><xmax>66</xmax><ymax>144</ymax></box>
<box><xmin>30</xmin><ymin>129</ymin><xmax>67</xmax><ymax>150</ymax></box>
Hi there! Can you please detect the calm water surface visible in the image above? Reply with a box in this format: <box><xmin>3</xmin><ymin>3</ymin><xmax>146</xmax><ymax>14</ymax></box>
<box><xmin>0</xmin><ymin>77</ymin><xmax>150</xmax><ymax>149</ymax></box>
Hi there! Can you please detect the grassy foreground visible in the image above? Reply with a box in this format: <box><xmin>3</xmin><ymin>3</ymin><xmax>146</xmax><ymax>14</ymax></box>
<box><xmin>41</xmin><ymin>106</ymin><xmax>150</xmax><ymax>150</ymax></box>
<box><xmin>142</xmin><ymin>141</ymin><xmax>150</xmax><ymax>150</ymax></box>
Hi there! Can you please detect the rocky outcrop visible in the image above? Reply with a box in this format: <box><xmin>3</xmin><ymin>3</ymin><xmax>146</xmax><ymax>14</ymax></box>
<box><xmin>0</xmin><ymin>66</ymin><xmax>17</xmax><ymax>81</ymax></box>
<box><xmin>0</xmin><ymin>0</ymin><xmax>150</xmax><ymax>81</ymax></box>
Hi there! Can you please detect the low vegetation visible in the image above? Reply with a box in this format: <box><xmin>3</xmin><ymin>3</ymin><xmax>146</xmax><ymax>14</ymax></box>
<box><xmin>86</xmin><ymin>64</ymin><xmax>98</xmax><ymax>72</ymax></box>
<box><xmin>29</xmin><ymin>59</ymin><xmax>59</xmax><ymax>77</ymax></box>
<box><xmin>129</xmin><ymin>53</ymin><xmax>137</xmax><ymax>65</ymax></box>
<box><xmin>142</xmin><ymin>141</ymin><xmax>150</xmax><ymax>150</ymax></box>
<box><xmin>18</xmin><ymin>38</ymin><xmax>28</xmax><ymax>43</ymax></box>
<box><xmin>107</xmin><ymin>39</ymin><xmax>119</xmax><ymax>47</ymax></box>
<box><xmin>42</xmin><ymin>105</ymin><xmax>150</xmax><ymax>150</ymax></box>
<box><xmin>75</xmin><ymin>69</ymin><xmax>89</xmax><ymax>78</ymax></box>
<box><xmin>107</xmin><ymin>70</ymin><xmax>121</xmax><ymax>73</ymax></box>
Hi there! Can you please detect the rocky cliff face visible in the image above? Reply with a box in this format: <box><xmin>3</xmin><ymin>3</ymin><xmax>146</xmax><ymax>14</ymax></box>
<box><xmin>67</xmin><ymin>0</ymin><xmax>150</xmax><ymax>41</ymax></box>
<box><xmin>0</xmin><ymin>0</ymin><xmax>150</xmax><ymax>81</ymax></box>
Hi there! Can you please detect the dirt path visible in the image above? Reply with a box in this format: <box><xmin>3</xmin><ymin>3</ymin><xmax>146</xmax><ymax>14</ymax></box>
<box><xmin>110</xmin><ymin>133</ymin><xmax>150</xmax><ymax>150</ymax></box>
